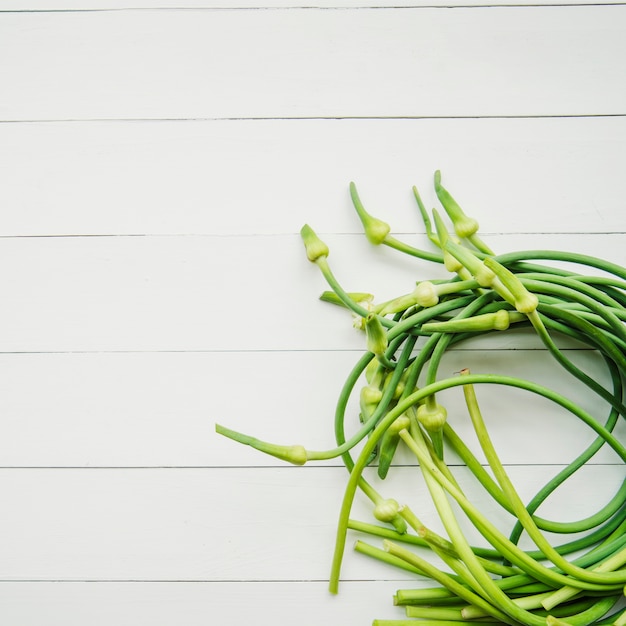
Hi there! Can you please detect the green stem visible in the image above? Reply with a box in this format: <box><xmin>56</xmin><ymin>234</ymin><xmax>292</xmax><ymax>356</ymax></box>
<box><xmin>383</xmin><ymin>234</ymin><xmax>444</xmax><ymax>263</ymax></box>
<box><xmin>383</xmin><ymin>539</ymin><xmax>516</xmax><ymax>625</ymax></box>
<box><xmin>496</xmin><ymin>249</ymin><xmax>626</xmax><ymax>282</ymax></box>
<box><xmin>398</xmin><ymin>427</ymin><xmax>626</xmax><ymax>593</ymax></box>
<box><xmin>353</xmin><ymin>540</ymin><xmax>429</xmax><ymax>576</ymax></box>
<box><xmin>400</xmin><ymin>424</ymin><xmax>549</xmax><ymax>626</ymax></box>
<box><xmin>460</xmin><ymin>372</ymin><xmax>626</xmax><ymax>586</ymax></box>
<box><xmin>327</xmin><ymin>374</ymin><xmax>626</xmax><ymax>591</ymax></box>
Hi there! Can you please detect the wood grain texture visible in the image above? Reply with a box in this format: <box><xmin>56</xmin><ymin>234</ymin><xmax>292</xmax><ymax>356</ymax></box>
<box><xmin>1</xmin><ymin>6</ymin><xmax>625</xmax><ymax>120</ymax></box>
<box><xmin>1</xmin><ymin>3</ymin><xmax>625</xmax><ymax>624</ymax></box>
<box><xmin>0</xmin><ymin>465</ymin><xmax>621</xmax><ymax>580</ymax></box>
<box><xmin>0</xmin><ymin>346</ymin><xmax>622</xmax><ymax>467</ymax></box>
<box><xmin>0</xmin><ymin>232</ymin><xmax>622</xmax><ymax>352</ymax></box>
<box><xmin>3</xmin><ymin>1</ymin><xmax>624</xmax><ymax>8</ymax></box>
<box><xmin>0</xmin><ymin>581</ymin><xmax>410</xmax><ymax>626</ymax></box>
<box><xmin>1</xmin><ymin>117</ymin><xmax>626</xmax><ymax>237</ymax></box>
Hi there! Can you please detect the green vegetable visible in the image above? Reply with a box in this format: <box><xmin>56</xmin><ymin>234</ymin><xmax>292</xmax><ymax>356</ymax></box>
<box><xmin>216</xmin><ymin>173</ymin><xmax>626</xmax><ymax>625</ymax></box>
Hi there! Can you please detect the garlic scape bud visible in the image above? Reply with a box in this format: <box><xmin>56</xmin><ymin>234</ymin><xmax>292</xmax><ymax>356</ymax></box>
<box><xmin>373</xmin><ymin>497</ymin><xmax>401</xmax><ymax>523</ymax></box>
<box><xmin>377</xmin><ymin>414</ymin><xmax>412</xmax><ymax>479</ymax></box>
<box><xmin>416</xmin><ymin>398</ymin><xmax>448</xmax><ymax>460</ymax></box>
<box><xmin>360</xmin><ymin>384</ymin><xmax>384</xmax><ymax>420</ymax></box>
<box><xmin>360</xmin><ymin>384</ymin><xmax>384</xmax><ymax>406</ymax></box>
<box><xmin>432</xmin><ymin>208</ymin><xmax>469</xmax><ymax>277</ymax></box>
<box><xmin>384</xmin><ymin>368</ymin><xmax>407</xmax><ymax>400</ymax></box>
<box><xmin>483</xmin><ymin>257</ymin><xmax>539</xmax><ymax>314</ymax></box>
<box><xmin>434</xmin><ymin>170</ymin><xmax>494</xmax><ymax>255</ymax></box>
<box><xmin>348</xmin><ymin>182</ymin><xmax>444</xmax><ymax>264</ymax></box>
<box><xmin>421</xmin><ymin>309</ymin><xmax>526</xmax><ymax>335</ymax></box>
<box><xmin>300</xmin><ymin>224</ymin><xmax>329</xmax><ymax>263</ymax></box>
<box><xmin>377</xmin><ymin>279</ymin><xmax>478</xmax><ymax>317</ymax></box>
<box><xmin>215</xmin><ymin>423</ymin><xmax>308</xmax><ymax>465</ymax></box>
<box><xmin>444</xmin><ymin>240</ymin><xmax>498</xmax><ymax>289</ymax></box>
<box><xmin>371</xmin><ymin>495</ymin><xmax>408</xmax><ymax>534</ymax></box>
<box><xmin>300</xmin><ymin>226</ymin><xmax>380</xmax><ymax>327</ymax></box>
<box><xmin>349</xmin><ymin>182</ymin><xmax>391</xmax><ymax>245</ymax></box>
<box><xmin>365</xmin><ymin>312</ymin><xmax>388</xmax><ymax>357</ymax></box>
<box><xmin>413</xmin><ymin>281</ymin><xmax>440</xmax><ymax>308</ymax></box>
<box><xmin>434</xmin><ymin>170</ymin><xmax>479</xmax><ymax>240</ymax></box>
<box><xmin>375</xmin><ymin>281</ymin><xmax>439</xmax><ymax>317</ymax></box>
<box><xmin>444</xmin><ymin>242</ymin><xmax>535</xmax><ymax>313</ymax></box>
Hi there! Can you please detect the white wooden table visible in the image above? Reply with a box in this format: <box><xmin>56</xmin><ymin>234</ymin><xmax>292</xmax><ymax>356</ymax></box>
<box><xmin>0</xmin><ymin>2</ymin><xmax>625</xmax><ymax>624</ymax></box>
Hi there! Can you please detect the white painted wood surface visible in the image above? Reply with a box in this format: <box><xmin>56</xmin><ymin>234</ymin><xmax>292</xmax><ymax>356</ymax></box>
<box><xmin>0</xmin><ymin>2</ymin><xmax>625</xmax><ymax>625</ymax></box>
<box><xmin>2</xmin><ymin>7</ymin><xmax>626</xmax><ymax>120</ymax></box>
<box><xmin>1</xmin><ymin>117</ymin><xmax>626</xmax><ymax>236</ymax></box>
<box><xmin>3</xmin><ymin>0</ymin><xmax>625</xmax><ymax>8</ymax></box>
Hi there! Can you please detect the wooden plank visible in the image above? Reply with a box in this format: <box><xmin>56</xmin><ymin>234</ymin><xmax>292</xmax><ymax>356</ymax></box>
<box><xmin>0</xmin><ymin>232</ymin><xmax>622</xmax><ymax>353</ymax></box>
<box><xmin>1</xmin><ymin>117</ymin><xmax>626</xmax><ymax>237</ymax></box>
<box><xmin>1</xmin><ymin>7</ymin><xmax>625</xmax><ymax>120</ymax></box>
<box><xmin>1</xmin><ymin>1</ymin><xmax>623</xmax><ymax>621</ymax></box>
<box><xmin>0</xmin><ymin>465</ymin><xmax>621</xmax><ymax>581</ymax></box>
<box><xmin>3</xmin><ymin>1</ymin><xmax>623</xmax><ymax>9</ymax></box>
<box><xmin>0</xmin><ymin>581</ymin><xmax>410</xmax><ymax>626</ymax></box>
<box><xmin>0</xmin><ymin>346</ymin><xmax>622</xmax><ymax>468</ymax></box>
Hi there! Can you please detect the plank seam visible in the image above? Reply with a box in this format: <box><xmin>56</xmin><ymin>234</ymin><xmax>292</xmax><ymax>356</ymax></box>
<box><xmin>1</xmin><ymin>113</ymin><xmax>626</xmax><ymax>124</ymax></box>
<box><xmin>1</xmin><ymin>3</ymin><xmax>625</xmax><ymax>13</ymax></box>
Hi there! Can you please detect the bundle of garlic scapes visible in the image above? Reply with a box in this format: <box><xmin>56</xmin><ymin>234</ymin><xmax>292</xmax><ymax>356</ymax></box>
<box><xmin>216</xmin><ymin>172</ymin><xmax>626</xmax><ymax>626</ymax></box>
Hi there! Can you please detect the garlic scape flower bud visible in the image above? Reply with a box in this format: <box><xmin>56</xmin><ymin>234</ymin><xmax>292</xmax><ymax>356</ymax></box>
<box><xmin>377</xmin><ymin>279</ymin><xmax>478</xmax><ymax>317</ymax></box>
<box><xmin>373</xmin><ymin>498</ymin><xmax>401</xmax><ymax>523</ymax></box>
<box><xmin>375</xmin><ymin>281</ymin><xmax>438</xmax><ymax>316</ymax></box>
<box><xmin>432</xmin><ymin>209</ymin><xmax>466</xmax><ymax>274</ymax></box>
<box><xmin>371</xmin><ymin>494</ymin><xmax>408</xmax><ymax>534</ymax></box>
<box><xmin>444</xmin><ymin>240</ymin><xmax>498</xmax><ymax>289</ymax></box>
<box><xmin>416</xmin><ymin>401</ymin><xmax>448</xmax><ymax>433</ymax></box>
<box><xmin>384</xmin><ymin>369</ymin><xmax>407</xmax><ymax>400</ymax></box>
<box><xmin>349</xmin><ymin>182</ymin><xmax>391</xmax><ymax>245</ymax></box>
<box><xmin>483</xmin><ymin>257</ymin><xmax>539</xmax><ymax>315</ymax></box>
<box><xmin>365</xmin><ymin>312</ymin><xmax>388</xmax><ymax>357</ymax></box>
<box><xmin>348</xmin><ymin>181</ymin><xmax>444</xmax><ymax>264</ymax></box>
<box><xmin>421</xmin><ymin>309</ymin><xmax>526</xmax><ymax>334</ymax></box>
<box><xmin>300</xmin><ymin>225</ymin><xmax>379</xmax><ymax>326</ymax></box>
<box><xmin>434</xmin><ymin>170</ymin><xmax>479</xmax><ymax>239</ymax></box>
<box><xmin>300</xmin><ymin>224</ymin><xmax>329</xmax><ymax>263</ymax></box>
<box><xmin>360</xmin><ymin>384</ymin><xmax>384</xmax><ymax>420</ymax></box>
<box><xmin>413</xmin><ymin>281</ymin><xmax>440</xmax><ymax>308</ymax></box>
<box><xmin>215</xmin><ymin>424</ymin><xmax>308</xmax><ymax>465</ymax></box>
<box><xmin>416</xmin><ymin>398</ymin><xmax>448</xmax><ymax>460</ymax></box>
<box><xmin>434</xmin><ymin>171</ymin><xmax>494</xmax><ymax>255</ymax></box>
<box><xmin>377</xmin><ymin>414</ymin><xmax>412</xmax><ymax>479</ymax></box>
<box><xmin>444</xmin><ymin>243</ymin><xmax>526</xmax><ymax>310</ymax></box>
<box><xmin>360</xmin><ymin>384</ymin><xmax>383</xmax><ymax>406</ymax></box>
